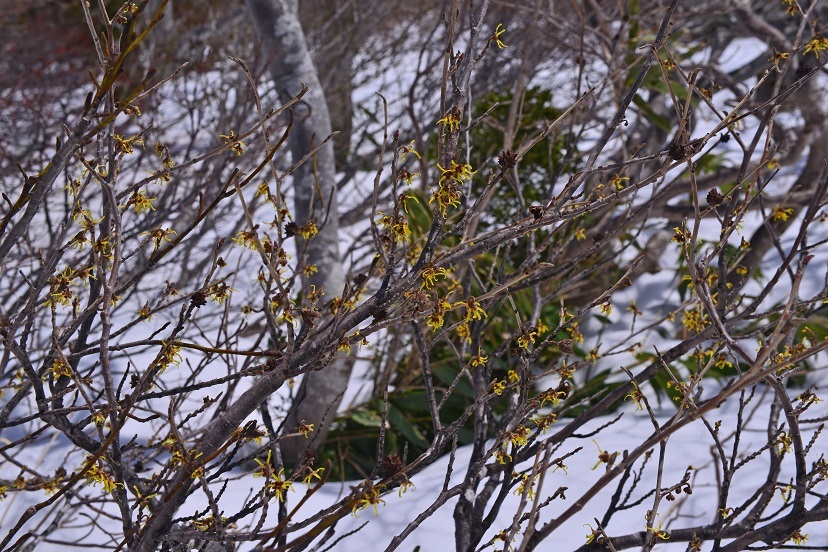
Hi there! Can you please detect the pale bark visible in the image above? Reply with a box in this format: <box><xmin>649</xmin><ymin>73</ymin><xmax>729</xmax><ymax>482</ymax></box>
<box><xmin>246</xmin><ymin>0</ymin><xmax>350</xmax><ymax>465</ymax></box>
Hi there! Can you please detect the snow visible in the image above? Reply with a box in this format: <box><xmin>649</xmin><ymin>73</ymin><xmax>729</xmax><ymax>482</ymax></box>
<box><xmin>43</xmin><ymin>386</ymin><xmax>814</xmax><ymax>552</ymax></box>
<box><xmin>2</xmin><ymin>12</ymin><xmax>828</xmax><ymax>552</ymax></box>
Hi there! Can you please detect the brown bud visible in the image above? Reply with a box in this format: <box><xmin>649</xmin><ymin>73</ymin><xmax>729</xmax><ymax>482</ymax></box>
<box><xmin>557</xmin><ymin>339</ymin><xmax>574</xmax><ymax>354</ymax></box>
<box><xmin>284</xmin><ymin>221</ymin><xmax>298</xmax><ymax>238</ymax></box>
<box><xmin>667</xmin><ymin>141</ymin><xmax>687</xmax><ymax>161</ymax></box>
<box><xmin>301</xmin><ymin>449</ymin><xmax>319</xmax><ymax>466</ymax></box>
<box><xmin>706</xmin><ymin>188</ymin><xmax>724</xmax><ymax>206</ymax></box>
<box><xmin>191</xmin><ymin>291</ymin><xmax>207</xmax><ymax>308</ymax></box>
<box><xmin>498</xmin><ymin>149</ymin><xmax>518</xmax><ymax>170</ymax></box>
<box><xmin>381</xmin><ymin>454</ymin><xmax>404</xmax><ymax>477</ymax></box>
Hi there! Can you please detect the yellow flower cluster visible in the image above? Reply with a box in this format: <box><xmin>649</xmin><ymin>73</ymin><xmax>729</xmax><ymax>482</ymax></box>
<box><xmin>254</xmin><ymin>451</ymin><xmax>295</xmax><ymax>502</ymax></box>
<box><xmin>378</xmin><ymin>212</ymin><xmax>411</xmax><ymax>243</ymax></box>
<box><xmin>352</xmin><ymin>484</ymin><xmax>386</xmax><ymax>517</ymax></box>
<box><xmin>421</xmin><ymin>266</ymin><xmax>451</xmax><ymax>289</ymax></box>
<box><xmin>431</xmin><ymin>161</ymin><xmax>474</xmax><ymax>215</ymax></box>
<box><xmin>804</xmin><ymin>35</ymin><xmax>828</xmax><ymax>57</ymax></box>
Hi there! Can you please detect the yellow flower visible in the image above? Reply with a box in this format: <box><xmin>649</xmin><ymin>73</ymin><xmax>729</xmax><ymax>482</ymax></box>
<box><xmin>491</xmin><ymin>23</ymin><xmax>507</xmax><ymax>49</ymax></box>
<box><xmin>714</xmin><ymin>354</ymin><xmax>733</xmax><ymax>370</ymax></box>
<box><xmin>399</xmin><ymin>140</ymin><xmax>421</xmax><ymax>162</ymax></box>
<box><xmin>609</xmin><ymin>172</ymin><xmax>629</xmax><ymax>190</ymax></box>
<box><xmin>193</xmin><ymin>515</ymin><xmax>226</xmax><ymax>531</ymax></box>
<box><xmin>131</xmin><ymin>191</ymin><xmax>156</xmax><ymax>214</ymax></box>
<box><xmin>233</xmin><ymin>230</ymin><xmax>258</xmax><ymax>250</ymax></box>
<box><xmin>50</xmin><ymin>358</ymin><xmax>73</xmax><ymax>378</ymax></box>
<box><xmin>158</xmin><ymin>340</ymin><xmax>183</xmax><ymax>370</ymax></box>
<box><xmin>81</xmin><ymin>457</ymin><xmax>122</xmax><ymax>494</ymax></box>
<box><xmin>777</xmin><ymin>431</ymin><xmax>792</xmax><ymax>453</ymax></box>
<box><xmin>782</xmin><ymin>0</ymin><xmax>801</xmax><ymax>15</ymax></box>
<box><xmin>803</xmin><ymin>35</ymin><xmax>828</xmax><ymax>57</ymax></box>
<box><xmin>625</xmin><ymin>382</ymin><xmax>645</xmax><ymax>410</ymax></box>
<box><xmin>532</xmin><ymin>413</ymin><xmax>557</xmax><ymax>432</ymax></box>
<box><xmin>514</xmin><ymin>473</ymin><xmax>535</xmax><ymax>499</ymax></box>
<box><xmin>352</xmin><ymin>485</ymin><xmax>386</xmax><ymax>517</ymax></box>
<box><xmin>437</xmin><ymin>160</ymin><xmax>475</xmax><ymax>184</ymax></box>
<box><xmin>256</xmin><ymin>181</ymin><xmax>270</xmax><ymax>197</ymax></box>
<box><xmin>436</xmin><ymin>108</ymin><xmax>462</xmax><ymax>132</ymax></box>
<box><xmin>91</xmin><ymin>409</ymin><xmax>107</xmax><ymax>427</ymax></box>
<box><xmin>420</xmin><ymin>266</ymin><xmax>451</xmax><ymax>289</ymax></box>
<box><xmin>495</xmin><ymin>449</ymin><xmax>511</xmax><ymax>465</ymax></box>
<box><xmin>682</xmin><ymin>307</ymin><xmax>708</xmax><ymax>333</ymax></box>
<box><xmin>297</xmin><ymin>221</ymin><xmax>318</xmax><ymax>239</ymax></box>
<box><xmin>470</xmin><ymin>350</ymin><xmax>488</xmax><ymax>367</ymax></box>
<box><xmin>302</xmin><ymin>466</ymin><xmax>325</xmax><ymax>486</ymax></box>
<box><xmin>397</xmin><ymin>168</ymin><xmax>420</xmax><ymax>185</ymax></box>
<box><xmin>112</xmin><ymin>133</ymin><xmax>143</xmax><ymax>155</ymax></box>
<box><xmin>276</xmin><ymin>303</ymin><xmax>295</xmax><ymax>324</ymax></box>
<box><xmin>463</xmin><ymin>297</ymin><xmax>487</xmax><ymax>321</ymax></box>
<box><xmin>672</xmin><ymin>226</ymin><xmax>691</xmax><ymax>243</ymax></box>
<box><xmin>261</xmin><ymin>466</ymin><xmax>294</xmax><ymax>502</ymax></box>
<box><xmin>790</xmin><ymin>529</ymin><xmax>808</xmax><ymax>545</ymax></box>
<box><xmin>206</xmin><ymin>282</ymin><xmax>234</xmax><ymax>304</ymax></box>
<box><xmin>590</xmin><ymin>439</ymin><xmax>618</xmax><ymax>470</ymax></box>
<box><xmin>378</xmin><ymin>213</ymin><xmax>411</xmax><ymax>243</ymax></box>
<box><xmin>772</xmin><ymin>206</ymin><xmax>794</xmax><ymax>221</ymax></box>
<box><xmin>430</xmin><ymin>181</ymin><xmax>462</xmax><ymax>214</ymax></box>
<box><xmin>137</xmin><ymin>303</ymin><xmax>153</xmax><ymax>321</ymax></box>
<box><xmin>646</xmin><ymin>527</ymin><xmax>670</xmax><ymax>540</ymax></box>
<box><xmin>566</xmin><ymin>322</ymin><xmax>584</xmax><ymax>344</ymax></box>
<box><xmin>94</xmin><ymin>237</ymin><xmax>113</xmax><ymax>259</ymax></box>
<box><xmin>338</xmin><ymin>339</ymin><xmax>352</xmax><ymax>354</ymax></box>
<box><xmin>456</xmin><ymin>322</ymin><xmax>472</xmax><ymax>343</ymax></box>
<box><xmin>220</xmin><ymin>130</ymin><xmax>246</xmax><ymax>155</ymax></box>
<box><xmin>506</xmin><ymin>425</ymin><xmax>530</xmax><ymax>447</ymax></box>
<box><xmin>584</xmin><ymin>525</ymin><xmax>598</xmax><ymax>545</ymax></box>
<box><xmin>797</xmin><ymin>389</ymin><xmax>822</xmax><ymax>405</ymax></box>
<box><xmin>516</xmin><ymin>324</ymin><xmax>545</xmax><ymax>349</ymax></box>
<box><xmin>141</xmin><ymin>227</ymin><xmax>176</xmax><ymax>252</ymax></box>
<box><xmin>398</xmin><ymin>477</ymin><xmax>416</xmax><ymax>497</ymax></box>
<box><xmin>426</xmin><ymin>312</ymin><xmax>444</xmax><ymax>331</ymax></box>
<box><xmin>295</xmin><ymin>420</ymin><xmax>314</xmax><ymax>438</ymax></box>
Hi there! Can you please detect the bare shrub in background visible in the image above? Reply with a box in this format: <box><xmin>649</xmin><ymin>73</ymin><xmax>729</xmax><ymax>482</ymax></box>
<box><xmin>1</xmin><ymin>1</ymin><xmax>827</xmax><ymax>551</ymax></box>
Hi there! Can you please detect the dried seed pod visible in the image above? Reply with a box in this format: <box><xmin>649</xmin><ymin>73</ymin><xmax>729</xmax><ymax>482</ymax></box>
<box><xmin>706</xmin><ymin>188</ymin><xmax>724</xmax><ymax>206</ymax></box>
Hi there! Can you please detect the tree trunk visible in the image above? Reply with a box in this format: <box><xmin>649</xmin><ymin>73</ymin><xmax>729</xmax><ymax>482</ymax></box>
<box><xmin>246</xmin><ymin>0</ymin><xmax>351</xmax><ymax>466</ymax></box>
<box><xmin>300</xmin><ymin>0</ymin><xmax>355</xmax><ymax>171</ymax></box>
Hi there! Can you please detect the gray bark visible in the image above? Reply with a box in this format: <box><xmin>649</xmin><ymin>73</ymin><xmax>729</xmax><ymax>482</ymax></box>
<box><xmin>246</xmin><ymin>0</ymin><xmax>350</xmax><ymax>466</ymax></box>
<box><xmin>300</xmin><ymin>0</ymin><xmax>356</xmax><ymax>170</ymax></box>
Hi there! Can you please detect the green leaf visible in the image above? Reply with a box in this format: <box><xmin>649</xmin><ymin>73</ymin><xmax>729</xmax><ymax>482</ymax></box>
<box><xmin>678</xmin><ymin>277</ymin><xmax>691</xmax><ymax>302</ymax></box>
<box><xmin>387</xmin><ymin>405</ymin><xmax>429</xmax><ymax>448</ymax></box>
<box><xmin>633</xmin><ymin>94</ymin><xmax>672</xmax><ymax>132</ymax></box>
<box><xmin>391</xmin><ymin>390</ymin><xmax>433</xmax><ymax>414</ymax></box>
<box><xmin>347</xmin><ymin>408</ymin><xmax>383</xmax><ymax>428</ymax></box>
